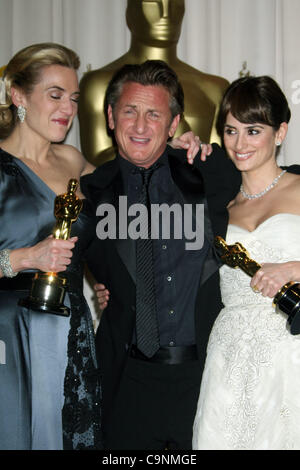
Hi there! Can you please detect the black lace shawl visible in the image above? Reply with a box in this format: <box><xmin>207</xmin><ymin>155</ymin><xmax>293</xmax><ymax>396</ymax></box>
<box><xmin>62</xmin><ymin>271</ymin><xmax>103</xmax><ymax>450</ymax></box>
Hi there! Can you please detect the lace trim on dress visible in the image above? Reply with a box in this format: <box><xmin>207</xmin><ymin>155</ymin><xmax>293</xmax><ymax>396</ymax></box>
<box><xmin>62</xmin><ymin>271</ymin><xmax>103</xmax><ymax>450</ymax></box>
<box><xmin>0</xmin><ymin>152</ymin><xmax>21</xmax><ymax>176</ymax></box>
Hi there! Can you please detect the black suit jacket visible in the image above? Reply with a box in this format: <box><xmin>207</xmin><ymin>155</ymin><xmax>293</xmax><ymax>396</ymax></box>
<box><xmin>81</xmin><ymin>143</ymin><xmax>241</xmax><ymax>430</ymax></box>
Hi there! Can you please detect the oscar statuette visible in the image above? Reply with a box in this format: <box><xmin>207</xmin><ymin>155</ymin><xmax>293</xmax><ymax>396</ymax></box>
<box><xmin>19</xmin><ymin>179</ymin><xmax>83</xmax><ymax>316</ymax></box>
<box><xmin>215</xmin><ymin>236</ymin><xmax>300</xmax><ymax>335</ymax></box>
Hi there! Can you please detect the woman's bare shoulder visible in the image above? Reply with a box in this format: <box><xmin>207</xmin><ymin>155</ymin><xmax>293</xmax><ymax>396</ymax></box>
<box><xmin>52</xmin><ymin>144</ymin><xmax>95</xmax><ymax>175</ymax></box>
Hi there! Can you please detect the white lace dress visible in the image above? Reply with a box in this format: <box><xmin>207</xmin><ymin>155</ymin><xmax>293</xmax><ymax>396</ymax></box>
<box><xmin>193</xmin><ymin>214</ymin><xmax>300</xmax><ymax>450</ymax></box>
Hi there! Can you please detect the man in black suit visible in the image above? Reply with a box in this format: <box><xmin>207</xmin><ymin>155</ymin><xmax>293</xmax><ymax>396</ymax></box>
<box><xmin>81</xmin><ymin>60</ymin><xmax>240</xmax><ymax>450</ymax></box>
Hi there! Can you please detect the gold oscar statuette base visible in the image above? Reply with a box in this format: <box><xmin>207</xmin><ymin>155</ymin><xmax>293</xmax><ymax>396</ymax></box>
<box><xmin>19</xmin><ymin>272</ymin><xmax>70</xmax><ymax>317</ymax></box>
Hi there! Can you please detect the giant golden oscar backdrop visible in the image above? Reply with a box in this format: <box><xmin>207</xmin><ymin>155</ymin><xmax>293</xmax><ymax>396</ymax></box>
<box><xmin>78</xmin><ymin>0</ymin><xmax>229</xmax><ymax>166</ymax></box>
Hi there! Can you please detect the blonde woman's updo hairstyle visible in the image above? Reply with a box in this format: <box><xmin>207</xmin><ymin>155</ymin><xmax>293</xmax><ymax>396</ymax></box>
<box><xmin>0</xmin><ymin>42</ymin><xmax>80</xmax><ymax>137</ymax></box>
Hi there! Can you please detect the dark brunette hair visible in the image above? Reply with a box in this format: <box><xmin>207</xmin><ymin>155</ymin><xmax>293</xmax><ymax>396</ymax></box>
<box><xmin>216</xmin><ymin>75</ymin><xmax>291</xmax><ymax>138</ymax></box>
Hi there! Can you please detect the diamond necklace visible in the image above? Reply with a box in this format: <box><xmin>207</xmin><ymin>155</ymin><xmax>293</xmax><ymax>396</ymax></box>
<box><xmin>240</xmin><ymin>169</ymin><xmax>287</xmax><ymax>200</ymax></box>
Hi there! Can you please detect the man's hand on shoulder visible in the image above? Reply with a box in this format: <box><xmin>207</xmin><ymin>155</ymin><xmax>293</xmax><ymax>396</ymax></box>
<box><xmin>168</xmin><ymin>131</ymin><xmax>212</xmax><ymax>163</ymax></box>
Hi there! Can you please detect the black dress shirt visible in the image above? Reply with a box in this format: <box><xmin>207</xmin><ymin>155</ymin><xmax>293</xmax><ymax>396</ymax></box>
<box><xmin>118</xmin><ymin>151</ymin><xmax>210</xmax><ymax>347</ymax></box>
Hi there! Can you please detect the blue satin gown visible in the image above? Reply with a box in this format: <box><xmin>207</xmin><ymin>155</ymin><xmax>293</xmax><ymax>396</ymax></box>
<box><xmin>0</xmin><ymin>149</ymin><xmax>102</xmax><ymax>450</ymax></box>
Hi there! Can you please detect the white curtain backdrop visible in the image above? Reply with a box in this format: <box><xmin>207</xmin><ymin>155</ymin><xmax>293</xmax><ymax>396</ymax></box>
<box><xmin>1</xmin><ymin>0</ymin><xmax>300</xmax><ymax>318</ymax></box>
<box><xmin>1</xmin><ymin>0</ymin><xmax>300</xmax><ymax>165</ymax></box>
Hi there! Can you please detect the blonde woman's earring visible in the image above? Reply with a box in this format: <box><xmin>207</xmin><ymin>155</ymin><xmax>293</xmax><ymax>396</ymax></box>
<box><xmin>17</xmin><ymin>105</ymin><xmax>26</xmax><ymax>123</ymax></box>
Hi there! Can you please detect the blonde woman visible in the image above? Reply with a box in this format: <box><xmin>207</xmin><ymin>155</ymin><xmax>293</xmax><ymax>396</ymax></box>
<box><xmin>0</xmin><ymin>43</ymin><xmax>101</xmax><ymax>450</ymax></box>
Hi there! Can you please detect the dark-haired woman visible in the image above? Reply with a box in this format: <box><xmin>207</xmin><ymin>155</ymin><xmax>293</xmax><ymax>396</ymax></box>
<box><xmin>193</xmin><ymin>76</ymin><xmax>300</xmax><ymax>450</ymax></box>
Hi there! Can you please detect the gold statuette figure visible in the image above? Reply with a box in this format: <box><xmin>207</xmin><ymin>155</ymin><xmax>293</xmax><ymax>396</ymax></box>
<box><xmin>214</xmin><ymin>236</ymin><xmax>300</xmax><ymax>335</ymax></box>
<box><xmin>19</xmin><ymin>179</ymin><xmax>83</xmax><ymax>316</ymax></box>
<box><xmin>78</xmin><ymin>0</ymin><xmax>229</xmax><ymax>166</ymax></box>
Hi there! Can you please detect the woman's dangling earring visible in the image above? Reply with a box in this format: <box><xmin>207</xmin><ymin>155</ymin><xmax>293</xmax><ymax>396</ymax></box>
<box><xmin>17</xmin><ymin>105</ymin><xmax>26</xmax><ymax>123</ymax></box>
